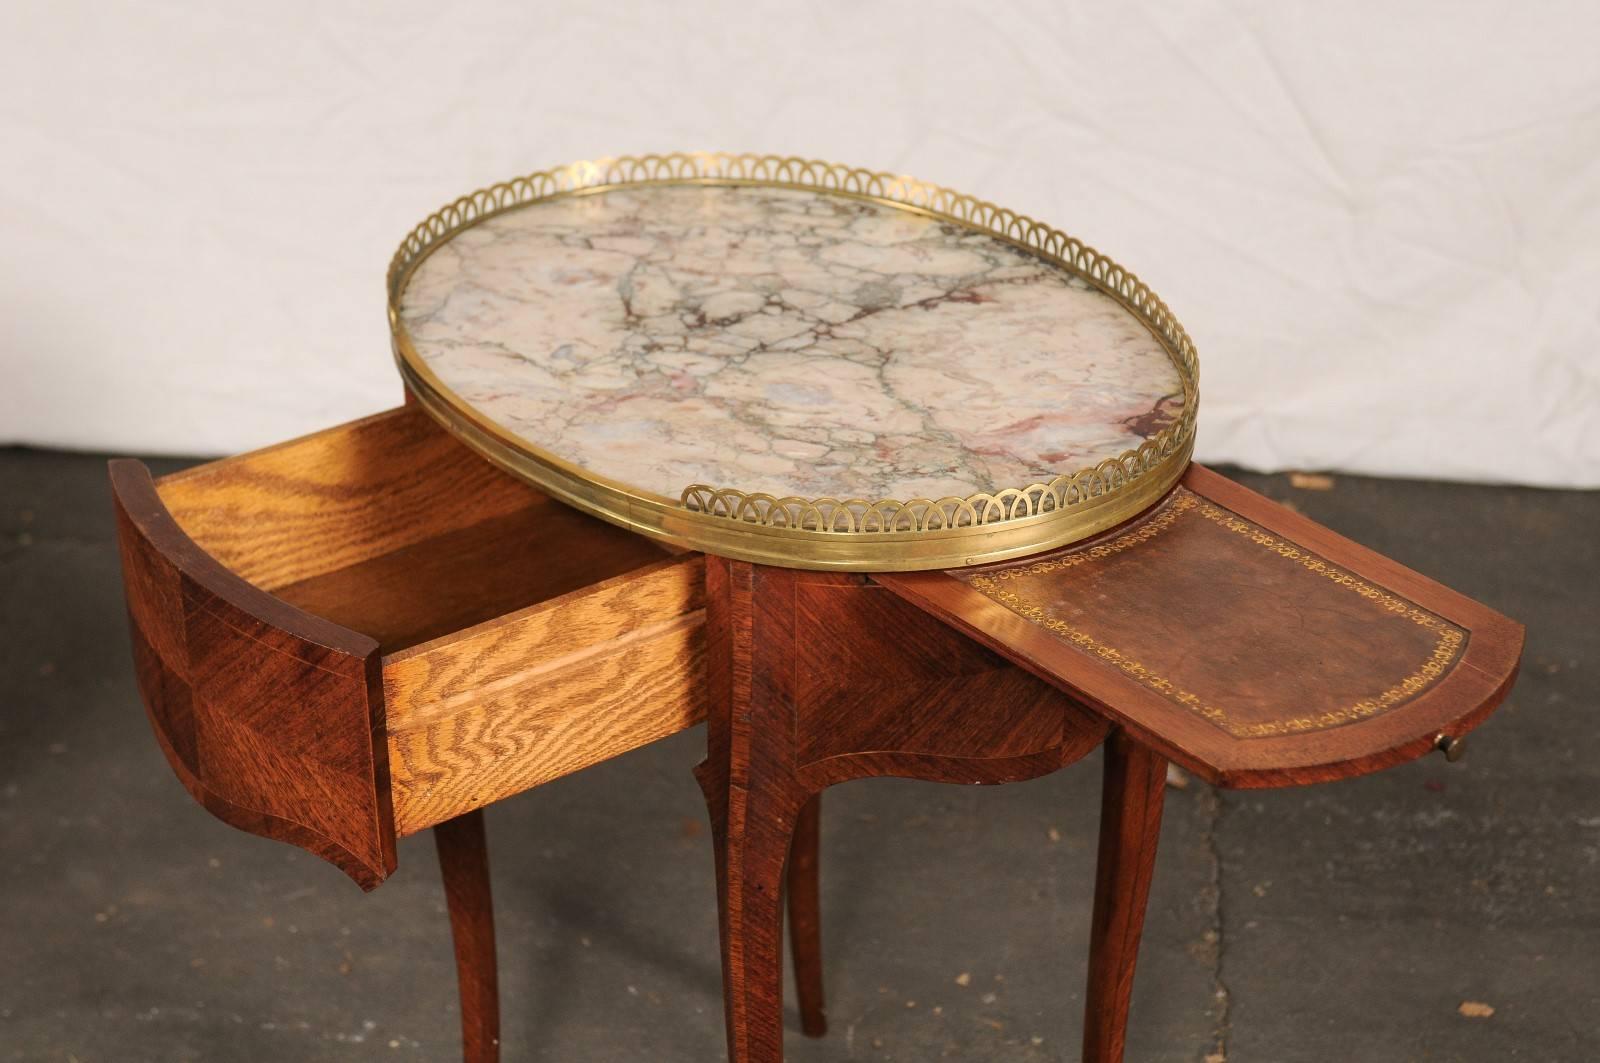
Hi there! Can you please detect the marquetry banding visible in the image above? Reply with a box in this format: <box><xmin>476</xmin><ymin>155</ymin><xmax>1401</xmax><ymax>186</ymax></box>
<box><xmin>963</xmin><ymin>490</ymin><xmax>1466</xmax><ymax>739</ymax></box>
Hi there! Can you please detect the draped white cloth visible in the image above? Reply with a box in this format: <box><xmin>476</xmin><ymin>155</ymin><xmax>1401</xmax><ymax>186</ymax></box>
<box><xmin>4</xmin><ymin>0</ymin><xmax>1597</xmax><ymax>486</ymax></box>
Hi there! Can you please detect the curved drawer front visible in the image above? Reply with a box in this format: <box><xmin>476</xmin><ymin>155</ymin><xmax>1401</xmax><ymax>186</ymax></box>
<box><xmin>112</xmin><ymin>407</ymin><xmax>706</xmax><ymax>888</ymax></box>
<box><xmin>112</xmin><ymin>460</ymin><xmax>392</xmax><ymax>889</ymax></box>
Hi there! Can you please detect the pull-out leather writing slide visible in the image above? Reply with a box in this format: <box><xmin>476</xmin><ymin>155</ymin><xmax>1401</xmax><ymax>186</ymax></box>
<box><xmin>878</xmin><ymin>465</ymin><xmax>1523</xmax><ymax>788</ymax></box>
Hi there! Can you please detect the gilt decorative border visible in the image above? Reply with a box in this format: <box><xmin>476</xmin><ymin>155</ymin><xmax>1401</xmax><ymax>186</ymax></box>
<box><xmin>387</xmin><ymin>153</ymin><xmax>1197</xmax><ymax>560</ymax></box>
<box><xmin>965</xmin><ymin>491</ymin><xmax>1465</xmax><ymax>738</ymax></box>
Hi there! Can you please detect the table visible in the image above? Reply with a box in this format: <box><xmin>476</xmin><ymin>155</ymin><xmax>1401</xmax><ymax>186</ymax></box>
<box><xmin>113</xmin><ymin>153</ymin><xmax>1523</xmax><ymax>1063</ymax></box>
<box><xmin>387</xmin><ymin>153</ymin><xmax>1521</xmax><ymax>1060</ymax></box>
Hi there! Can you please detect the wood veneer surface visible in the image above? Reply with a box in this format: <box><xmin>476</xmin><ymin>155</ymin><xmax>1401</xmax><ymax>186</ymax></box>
<box><xmin>115</xmin><ymin>405</ymin><xmax>707</xmax><ymax>871</ymax></box>
<box><xmin>272</xmin><ymin>501</ymin><xmax>672</xmax><ymax>654</ymax></box>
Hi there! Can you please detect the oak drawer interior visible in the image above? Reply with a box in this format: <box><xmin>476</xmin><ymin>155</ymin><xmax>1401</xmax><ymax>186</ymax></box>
<box><xmin>155</xmin><ymin>406</ymin><xmax>678</xmax><ymax>654</ymax></box>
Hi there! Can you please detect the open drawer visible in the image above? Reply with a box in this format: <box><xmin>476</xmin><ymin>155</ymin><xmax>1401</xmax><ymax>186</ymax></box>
<box><xmin>880</xmin><ymin>465</ymin><xmax>1524</xmax><ymax>789</ymax></box>
<box><xmin>111</xmin><ymin>406</ymin><xmax>705</xmax><ymax>889</ymax></box>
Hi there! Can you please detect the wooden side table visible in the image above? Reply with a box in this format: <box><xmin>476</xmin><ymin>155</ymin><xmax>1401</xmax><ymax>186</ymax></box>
<box><xmin>113</xmin><ymin>153</ymin><xmax>1523</xmax><ymax>1062</ymax></box>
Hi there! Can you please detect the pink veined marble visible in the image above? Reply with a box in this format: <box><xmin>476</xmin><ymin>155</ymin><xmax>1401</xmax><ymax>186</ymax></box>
<box><xmin>399</xmin><ymin>184</ymin><xmax>1184</xmax><ymax>504</ymax></box>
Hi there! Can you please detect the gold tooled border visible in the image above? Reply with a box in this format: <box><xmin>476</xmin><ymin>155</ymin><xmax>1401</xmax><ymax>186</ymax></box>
<box><xmin>388</xmin><ymin>153</ymin><xmax>1198</xmax><ymax>571</ymax></box>
<box><xmin>965</xmin><ymin>492</ymin><xmax>1465</xmax><ymax>738</ymax></box>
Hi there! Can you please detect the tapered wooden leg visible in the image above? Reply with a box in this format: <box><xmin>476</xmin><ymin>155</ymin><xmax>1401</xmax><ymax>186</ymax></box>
<box><xmin>1083</xmin><ymin>731</ymin><xmax>1167</xmax><ymax>1063</ymax></box>
<box><xmin>698</xmin><ymin>770</ymin><xmax>803</xmax><ymax>1063</ymax></box>
<box><xmin>434</xmin><ymin>809</ymin><xmax>500</xmax><ymax>1063</ymax></box>
<box><xmin>788</xmin><ymin>792</ymin><xmax>826</xmax><ymax>1037</ymax></box>
<box><xmin>696</xmin><ymin>556</ymin><xmax>808</xmax><ymax>1063</ymax></box>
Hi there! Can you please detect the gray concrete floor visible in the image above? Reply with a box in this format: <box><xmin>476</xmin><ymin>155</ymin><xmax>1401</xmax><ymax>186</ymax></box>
<box><xmin>1</xmin><ymin>447</ymin><xmax>1595</xmax><ymax>1062</ymax></box>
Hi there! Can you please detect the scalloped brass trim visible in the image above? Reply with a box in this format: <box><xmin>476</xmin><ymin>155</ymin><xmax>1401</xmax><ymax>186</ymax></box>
<box><xmin>388</xmin><ymin>152</ymin><xmax>1199</xmax><ymax>570</ymax></box>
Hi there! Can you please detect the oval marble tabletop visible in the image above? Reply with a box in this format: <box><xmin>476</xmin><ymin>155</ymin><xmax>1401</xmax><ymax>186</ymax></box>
<box><xmin>389</xmin><ymin>158</ymin><xmax>1198</xmax><ymax>570</ymax></box>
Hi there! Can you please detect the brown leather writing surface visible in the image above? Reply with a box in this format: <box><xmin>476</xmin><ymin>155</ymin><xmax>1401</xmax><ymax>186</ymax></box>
<box><xmin>879</xmin><ymin>465</ymin><xmax>1523</xmax><ymax>788</ymax></box>
<box><xmin>957</xmin><ymin>490</ymin><xmax>1462</xmax><ymax>740</ymax></box>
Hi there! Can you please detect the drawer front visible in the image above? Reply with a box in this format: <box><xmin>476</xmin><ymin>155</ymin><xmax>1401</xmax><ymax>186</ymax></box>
<box><xmin>112</xmin><ymin>407</ymin><xmax>707</xmax><ymax>885</ymax></box>
<box><xmin>112</xmin><ymin>459</ymin><xmax>396</xmax><ymax>890</ymax></box>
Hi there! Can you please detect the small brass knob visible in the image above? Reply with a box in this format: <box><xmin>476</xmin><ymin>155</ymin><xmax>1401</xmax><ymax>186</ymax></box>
<box><xmin>1435</xmin><ymin>734</ymin><xmax>1466</xmax><ymax>763</ymax></box>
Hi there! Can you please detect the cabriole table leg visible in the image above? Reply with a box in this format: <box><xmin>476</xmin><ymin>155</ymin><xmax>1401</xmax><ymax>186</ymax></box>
<box><xmin>788</xmin><ymin>793</ymin><xmax>827</xmax><ymax>1038</ymax></box>
<box><xmin>434</xmin><ymin>810</ymin><xmax>501</xmax><ymax>1063</ymax></box>
<box><xmin>694</xmin><ymin>557</ymin><xmax>810</xmax><ymax>1063</ymax></box>
<box><xmin>1082</xmin><ymin>732</ymin><xmax>1168</xmax><ymax>1063</ymax></box>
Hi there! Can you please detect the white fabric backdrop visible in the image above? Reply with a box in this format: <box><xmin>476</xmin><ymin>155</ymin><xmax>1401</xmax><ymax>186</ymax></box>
<box><xmin>4</xmin><ymin>1</ymin><xmax>1598</xmax><ymax>486</ymax></box>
